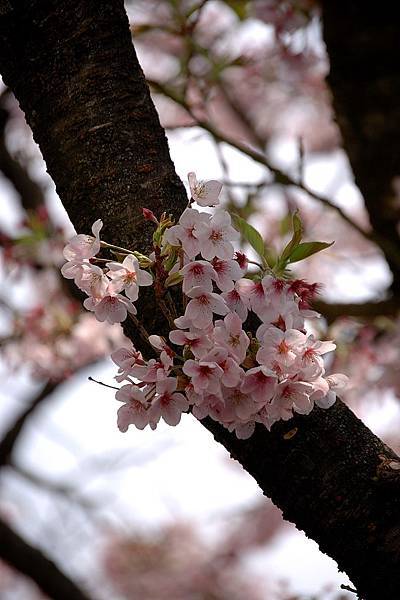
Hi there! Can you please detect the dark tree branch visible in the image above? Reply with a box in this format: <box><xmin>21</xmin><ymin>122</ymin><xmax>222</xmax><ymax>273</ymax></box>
<box><xmin>0</xmin><ymin>89</ymin><xmax>46</xmax><ymax>211</ymax></box>
<box><xmin>205</xmin><ymin>403</ymin><xmax>400</xmax><ymax>600</ymax></box>
<box><xmin>0</xmin><ymin>0</ymin><xmax>186</xmax><ymax>345</ymax></box>
<box><xmin>0</xmin><ymin>517</ymin><xmax>92</xmax><ymax>600</ymax></box>
<box><xmin>1</xmin><ymin>2</ymin><xmax>400</xmax><ymax>598</ymax></box>
<box><xmin>314</xmin><ymin>298</ymin><xmax>399</xmax><ymax>323</ymax></box>
<box><xmin>321</xmin><ymin>2</ymin><xmax>400</xmax><ymax>294</ymax></box>
<box><xmin>0</xmin><ymin>381</ymin><xmax>57</xmax><ymax>467</ymax></box>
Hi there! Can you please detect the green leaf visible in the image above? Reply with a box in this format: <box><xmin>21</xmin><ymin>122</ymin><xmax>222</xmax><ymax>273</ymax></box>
<box><xmin>280</xmin><ymin>211</ymin><xmax>303</xmax><ymax>262</ymax></box>
<box><xmin>279</xmin><ymin>213</ymin><xmax>292</xmax><ymax>237</ymax></box>
<box><xmin>232</xmin><ymin>213</ymin><xmax>265</xmax><ymax>259</ymax></box>
<box><xmin>165</xmin><ymin>271</ymin><xmax>183</xmax><ymax>288</ymax></box>
<box><xmin>222</xmin><ymin>0</ymin><xmax>249</xmax><ymax>20</ymax></box>
<box><xmin>287</xmin><ymin>241</ymin><xmax>334</xmax><ymax>263</ymax></box>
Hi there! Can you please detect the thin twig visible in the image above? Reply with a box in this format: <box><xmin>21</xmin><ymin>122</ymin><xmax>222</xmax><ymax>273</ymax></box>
<box><xmin>148</xmin><ymin>79</ymin><xmax>400</xmax><ymax>269</ymax></box>
<box><xmin>88</xmin><ymin>376</ymin><xmax>118</xmax><ymax>391</ymax></box>
<box><xmin>341</xmin><ymin>583</ymin><xmax>359</xmax><ymax>595</ymax></box>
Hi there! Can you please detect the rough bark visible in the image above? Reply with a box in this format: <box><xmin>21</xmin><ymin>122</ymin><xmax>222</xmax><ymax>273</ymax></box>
<box><xmin>1</xmin><ymin>1</ymin><xmax>400</xmax><ymax>598</ymax></box>
<box><xmin>321</xmin><ymin>2</ymin><xmax>400</xmax><ymax>294</ymax></box>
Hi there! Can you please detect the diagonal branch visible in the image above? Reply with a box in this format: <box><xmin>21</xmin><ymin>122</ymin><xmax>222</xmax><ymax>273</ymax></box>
<box><xmin>0</xmin><ymin>517</ymin><xmax>92</xmax><ymax>600</ymax></box>
<box><xmin>1</xmin><ymin>2</ymin><xmax>400</xmax><ymax>598</ymax></box>
<box><xmin>314</xmin><ymin>298</ymin><xmax>399</xmax><ymax>323</ymax></box>
<box><xmin>148</xmin><ymin>78</ymin><xmax>400</xmax><ymax>278</ymax></box>
<box><xmin>147</xmin><ymin>80</ymin><xmax>390</xmax><ymax>252</ymax></box>
<box><xmin>0</xmin><ymin>381</ymin><xmax>57</xmax><ymax>468</ymax></box>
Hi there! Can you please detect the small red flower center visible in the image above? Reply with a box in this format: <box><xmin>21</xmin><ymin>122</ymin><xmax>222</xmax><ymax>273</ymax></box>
<box><xmin>210</xmin><ymin>229</ymin><xmax>223</xmax><ymax>242</ymax></box>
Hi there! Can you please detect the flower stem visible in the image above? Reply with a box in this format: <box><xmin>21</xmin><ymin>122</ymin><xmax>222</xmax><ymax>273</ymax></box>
<box><xmin>100</xmin><ymin>240</ymin><xmax>134</xmax><ymax>254</ymax></box>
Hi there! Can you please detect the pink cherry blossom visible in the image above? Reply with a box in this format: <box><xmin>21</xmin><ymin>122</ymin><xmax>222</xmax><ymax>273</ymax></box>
<box><xmin>181</xmin><ymin>260</ymin><xmax>215</xmax><ymax>293</ymax></box>
<box><xmin>61</xmin><ymin>258</ymin><xmax>87</xmax><ymax>281</ymax></box>
<box><xmin>111</xmin><ymin>346</ymin><xmax>145</xmax><ymax>383</ymax></box>
<box><xmin>262</xmin><ymin>275</ymin><xmax>288</xmax><ymax>299</ymax></box>
<box><xmin>271</xmin><ymin>380</ymin><xmax>314</xmax><ymax>418</ymax></box>
<box><xmin>312</xmin><ymin>373</ymin><xmax>348</xmax><ymax>408</ymax></box>
<box><xmin>213</xmin><ymin>312</ymin><xmax>250</xmax><ymax>363</ymax></box>
<box><xmin>257</xmin><ymin>328</ymin><xmax>306</xmax><ymax>368</ymax></box>
<box><xmin>222</xmin><ymin>387</ymin><xmax>259</xmax><ymax>420</ymax></box>
<box><xmin>241</xmin><ymin>366</ymin><xmax>277</xmax><ymax>404</ymax></box>
<box><xmin>211</xmin><ymin>257</ymin><xmax>242</xmax><ymax>292</ymax></box>
<box><xmin>115</xmin><ymin>384</ymin><xmax>150</xmax><ymax>432</ymax></box>
<box><xmin>63</xmin><ymin>219</ymin><xmax>103</xmax><ymax>260</ymax></box>
<box><xmin>149</xmin><ymin>377</ymin><xmax>189</xmax><ymax>426</ymax></box>
<box><xmin>243</xmin><ymin>280</ymin><xmax>269</xmax><ymax>316</ymax></box>
<box><xmin>169</xmin><ymin>329</ymin><xmax>212</xmax><ymax>359</ymax></box>
<box><xmin>184</xmin><ymin>286</ymin><xmax>229</xmax><ymax>328</ymax></box>
<box><xmin>296</xmin><ymin>335</ymin><xmax>336</xmax><ymax>378</ymax></box>
<box><xmin>192</xmin><ymin>393</ymin><xmax>227</xmax><ymax>421</ymax></box>
<box><xmin>256</xmin><ymin>298</ymin><xmax>304</xmax><ymax>334</ymax></box>
<box><xmin>195</xmin><ymin>211</ymin><xmax>239</xmax><ymax>261</ymax></box>
<box><xmin>182</xmin><ymin>359</ymin><xmax>223</xmax><ymax>394</ymax></box>
<box><xmin>234</xmin><ymin>251</ymin><xmax>249</xmax><ymax>274</ymax></box>
<box><xmin>130</xmin><ymin>357</ymin><xmax>170</xmax><ymax>383</ymax></box>
<box><xmin>84</xmin><ymin>293</ymin><xmax>136</xmax><ymax>324</ymax></box>
<box><xmin>107</xmin><ymin>254</ymin><xmax>153</xmax><ymax>301</ymax></box>
<box><xmin>229</xmin><ymin>420</ymin><xmax>256</xmax><ymax>440</ymax></box>
<box><xmin>221</xmin><ymin>281</ymin><xmax>251</xmax><ymax>322</ymax></box>
<box><xmin>62</xmin><ymin>194</ymin><xmax>347</xmax><ymax>441</ymax></box>
<box><xmin>148</xmin><ymin>335</ymin><xmax>174</xmax><ymax>369</ymax></box>
<box><xmin>188</xmin><ymin>172</ymin><xmax>222</xmax><ymax>207</ymax></box>
<box><xmin>75</xmin><ymin>263</ymin><xmax>109</xmax><ymax>298</ymax></box>
<box><xmin>202</xmin><ymin>347</ymin><xmax>243</xmax><ymax>387</ymax></box>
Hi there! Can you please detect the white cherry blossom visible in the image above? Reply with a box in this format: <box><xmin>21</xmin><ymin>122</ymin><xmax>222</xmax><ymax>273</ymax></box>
<box><xmin>84</xmin><ymin>293</ymin><xmax>136</xmax><ymax>324</ymax></box>
<box><xmin>188</xmin><ymin>171</ymin><xmax>222</xmax><ymax>207</ymax></box>
<box><xmin>163</xmin><ymin>208</ymin><xmax>208</xmax><ymax>259</ymax></box>
<box><xmin>184</xmin><ymin>286</ymin><xmax>229</xmax><ymax>328</ymax></box>
<box><xmin>257</xmin><ymin>328</ymin><xmax>306</xmax><ymax>368</ymax></box>
<box><xmin>107</xmin><ymin>254</ymin><xmax>153</xmax><ymax>301</ymax></box>
<box><xmin>63</xmin><ymin>219</ymin><xmax>103</xmax><ymax>261</ymax></box>
<box><xmin>75</xmin><ymin>263</ymin><xmax>109</xmax><ymax>299</ymax></box>
<box><xmin>213</xmin><ymin>312</ymin><xmax>250</xmax><ymax>363</ymax></box>
<box><xmin>196</xmin><ymin>211</ymin><xmax>239</xmax><ymax>261</ymax></box>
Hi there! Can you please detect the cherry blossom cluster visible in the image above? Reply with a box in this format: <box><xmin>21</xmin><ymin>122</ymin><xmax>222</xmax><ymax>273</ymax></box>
<box><xmin>0</xmin><ymin>209</ymin><xmax>125</xmax><ymax>381</ymax></box>
<box><xmin>62</xmin><ymin>172</ymin><xmax>347</xmax><ymax>438</ymax></box>
<box><xmin>61</xmin><ymin>219</ymin><xmax>153</xmax><ymax>323</ymax></box>
<box><xmin>3</xmin><ymin>293</ymin><xmax>125</xmax><ymax>381</ymax></box>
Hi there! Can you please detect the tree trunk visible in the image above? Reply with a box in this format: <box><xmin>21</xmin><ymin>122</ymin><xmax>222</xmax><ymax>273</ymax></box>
<box><xmin>1</xmin><ymin>2</ymin><xmax>400</xmax><ymax>597</ymax></box>
<box><xmin>321</xmin><ymin>1</ymin><xmax>400</xmax><ymax>294</ymax></box>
